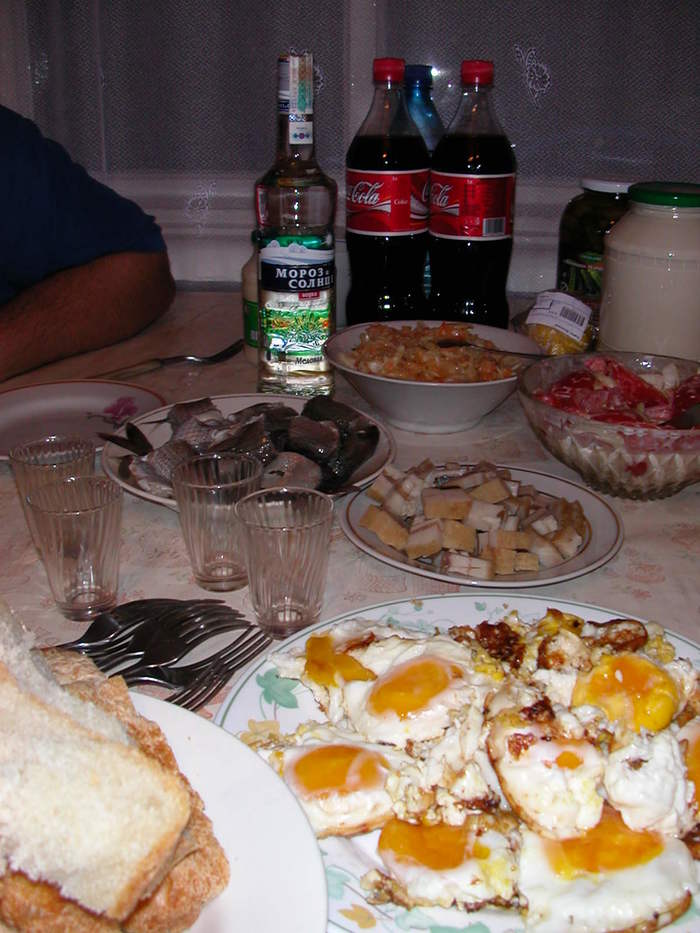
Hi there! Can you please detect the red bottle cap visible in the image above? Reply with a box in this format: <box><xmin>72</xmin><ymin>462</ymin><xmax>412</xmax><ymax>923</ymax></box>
<box><xmin>461</xmin><ymin>59</ymin><xmax>494</xmax><ymax>85</ymax></box>
<box><xmin>373</xmin><ymin>57</ymin><xmax>405</xmax><ymax>82</ymax></box>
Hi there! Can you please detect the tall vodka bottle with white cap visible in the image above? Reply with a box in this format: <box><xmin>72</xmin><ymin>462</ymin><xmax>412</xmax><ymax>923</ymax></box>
<box><xmin>256</xmin><ymin>52</ymin><xmax>337</xmax><ymax>396</ymax></box>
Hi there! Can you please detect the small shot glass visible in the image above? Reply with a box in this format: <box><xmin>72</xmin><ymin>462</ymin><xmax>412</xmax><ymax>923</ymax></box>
<box><xmin>9</xmin><ymin>435</ymin><xmax>96</xmax><ymax>546</ymax></box>
<box><xmin>172</xmin><ymin>453</ymin><xmax>263</xmax><ymax>592</ymax></box>
<box><xmin>26</xmin><ymin>475</ymin><xmax>123</xmax><ymax>621</ymax></box>
<box><xmin>235</xmin><ymin>486</ymin><xmax>334</xmax><ymax>638</ymax></box>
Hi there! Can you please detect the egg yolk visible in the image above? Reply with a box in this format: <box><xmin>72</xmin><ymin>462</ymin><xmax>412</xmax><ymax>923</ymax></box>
<box><xmin>683</xmin><ymin>727</ymin><xmax>700</xmax><ymax>808</ymax></box>
<box><xmin>303</xmin><ymin>634</ymin><xmax>375</xmax><ymax>687</ymax></box>
<box><xmin>289</xmin><ymin>744</ymin><xmax>388</xmax><ymax>799</ymax></box>
<box><xmin>368</xmin><ymin>655</ymin><xmax>463</xmax><ymax>719</ymax></box>
<box><xmin>379</xmin><ymin>818</ymin><xmax>490</xmax><ymax>870</ymax></box>
<box><xmin>555</xmin><ymin>749</ymin><xmax>584</xmax><ymax>770</ymax></box>
<box><xmin>571</xmin><ymin>652</ymin><xmax>678</xmax><ymax>732</ymax></box>
<box><xmin>544</xmin><ymin>805</ymin><xmax>663</xmax><ymax>878</ymax></box>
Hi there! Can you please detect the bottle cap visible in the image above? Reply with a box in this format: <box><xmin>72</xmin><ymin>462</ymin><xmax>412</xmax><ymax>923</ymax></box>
<box><xmin>374</xmin><ymin>57</ymin><xmax>405</xmax><ymax>83</ymax></box>
<box><xmin>461</xmin><ymin>59</ymin><xmax>494</xmax><ymax>85</ymax></box>
<box><xmin>629</xmin><ymin>181</ymin><xmax>700</xmax><ymax>208</ymax></box>
<box><xmin>404</xmin><ymin>64</ymin><xmax>432</xmax><ymax>86</ymax></box>
<box><xmin>581</xmin><ymin>179</ymin><xmax>632</xmax><ymax>194</ymax></box>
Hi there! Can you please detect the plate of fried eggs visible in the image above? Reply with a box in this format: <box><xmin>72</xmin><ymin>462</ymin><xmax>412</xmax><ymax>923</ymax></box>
<box><xmin>216</xmin><ymin>593</ymin><xmax>700</xmax><ymax>933</ymax></box>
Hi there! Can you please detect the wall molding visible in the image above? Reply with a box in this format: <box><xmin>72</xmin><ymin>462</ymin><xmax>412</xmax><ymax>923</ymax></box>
<box><xmin>102</xmin><ymin>172</ymin><xmax>576</xmax><ymax>315</ymax></box>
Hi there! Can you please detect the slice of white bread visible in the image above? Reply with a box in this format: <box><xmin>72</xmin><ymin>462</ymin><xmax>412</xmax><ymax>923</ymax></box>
<box><xmin>43</xmin><ymin>649</ymin><xmax>231</xmax><ymax>933</ymax></box>
<box><xmin>0</xmin><ymin>661</ymin><xmax>192</xmax><ymax>921</ymax></box>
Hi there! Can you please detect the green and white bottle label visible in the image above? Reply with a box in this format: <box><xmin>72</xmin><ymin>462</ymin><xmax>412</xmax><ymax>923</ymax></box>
<box><xmin>259</xmin><ymin>235</ymin><xmax>335</xmax><ymax>366</ymax></box>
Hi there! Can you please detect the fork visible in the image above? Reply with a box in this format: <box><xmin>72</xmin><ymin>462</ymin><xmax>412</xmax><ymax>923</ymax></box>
<box><xmin>89</xmin><ymin>614</ymin><xmax>251</xmax><ymax>673</ymax></box>
<box><xmin>83</xmin><ymin>603</ymin><xmax>247</xmax><ymax>658</ymax></box>
<box><xmin>169</xmin><ymin>630</ymin><xmax>273</xmax><ymax>710</ymax></box>
<box><xmin>124</xmin><ymin>627</ymin><xmax>272</xmax><ymax>689</ymax></box>
<box><xmin>95</xmin><ymin>338</ymin><xmax>245</xmax><ymax>380</ymax></box>
<box><xmin>54</xmin><ymin>599</ymin><xmax>227</xmax><ymax>651</ymax></box>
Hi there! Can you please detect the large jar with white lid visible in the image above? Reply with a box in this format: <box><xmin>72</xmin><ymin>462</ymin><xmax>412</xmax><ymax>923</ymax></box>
<box><xmin>599</xmin><ymin>182</ymin><xmax>700</xmax><ymax>360</ymax></box>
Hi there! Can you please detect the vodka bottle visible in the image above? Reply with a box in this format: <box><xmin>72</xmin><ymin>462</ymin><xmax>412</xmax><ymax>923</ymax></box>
<box><xmin>255</xmin><ymin>52</ymin><xmax>337</xmax><ymax>396</ymax></box>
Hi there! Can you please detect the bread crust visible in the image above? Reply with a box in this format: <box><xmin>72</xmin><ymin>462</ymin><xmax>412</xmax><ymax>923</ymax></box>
<box><xmin>0</xmin><ymin>650</ymin><xmax>230</xmax><ymax>933</ymax></box>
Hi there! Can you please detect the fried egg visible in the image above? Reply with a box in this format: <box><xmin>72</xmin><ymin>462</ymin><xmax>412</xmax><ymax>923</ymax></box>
<box><xmin>603</xmin><ymin>730</ymin><xmax>696</xmax><ymax>835</ymax></box>
<box><xmin>487</xmin><ymin>712</ymin><xmax>604</xmax><ymax>839</ymax></box>
<box><xmin>363</xmin><ymin>812</ymin><xmax>519</xmax><ymax>910</ymax></box>
<box><xmin>270</xmin><ymin>619</ymin><xmax>404</xmax><ymax>719</ymax></box>
<box><xmin>519</xmin><ymin>805</ymin><xmax>696</xmax><ymax>932</ymax></box>
<box><xmin>264</xmin><ymin>723</ymin><xmax>412</xmax><ymax>837</ymax></box>
<box><xmin>339</xmin><ymin>635</ymin><xmax>495</xmax><ymax>747</ymax></box>
<box><xmin>571</xmin><ymin>652</ymin><xmax>681</xmax><ymax>734</ymax></box>
<box><xmin>678</xmin><ymin>717</ymin><xmax>700</xmax><ymax>814</ymax></box>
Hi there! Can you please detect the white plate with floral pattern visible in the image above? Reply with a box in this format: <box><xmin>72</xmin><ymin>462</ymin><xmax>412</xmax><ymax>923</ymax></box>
<box><xmin>0</xmin><ymin>380</ymin><xmax>165</xmax><ymax>459</ymax></box>
<box><xmin>216</xmin><ymin>593</ymin><xmax>700</xmax><ymax>933</ymax></box>
<box><xmin>132</xmin><ymin>693</ymin><xmax>327</xmax><ymax>933</ymax></box>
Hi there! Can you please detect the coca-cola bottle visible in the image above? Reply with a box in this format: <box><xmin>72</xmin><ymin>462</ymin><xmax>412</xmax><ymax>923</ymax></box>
<box><xmin>345</xmin><ymin>57</ymin><xmax>430</xmax><ymax>325</ymax></box>
<box><xmin>429</xmin><ymin>60</ymin><xmax>516</xmax><ymax>328</ymax></box>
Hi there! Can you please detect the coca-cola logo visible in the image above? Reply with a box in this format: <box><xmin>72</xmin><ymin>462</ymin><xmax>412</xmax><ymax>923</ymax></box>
<box><xmin>347</xmin><ymin>180</ymin><xmax>383</xmax><ymax>206</ymax></box>
<box><xmin>431</xmin><ymin>182</ymin><xmax>453</xmax><ymax>209</ymax></box>
<box><xmin>421</xmin><ymin>179</ymin><xmax>430</xmax><ymax>203</ymax></box>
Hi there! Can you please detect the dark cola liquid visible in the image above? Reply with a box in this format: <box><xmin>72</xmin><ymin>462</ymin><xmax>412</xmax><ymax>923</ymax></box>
<box><xmin>429</xmin><ymin>133</ymin><xmax>515</xmax><ymax>329</ymax></box>
<box><xmin>346</xmin><ymin>134</ymin><xmax>429</xmax><ymax>325</ymax></box>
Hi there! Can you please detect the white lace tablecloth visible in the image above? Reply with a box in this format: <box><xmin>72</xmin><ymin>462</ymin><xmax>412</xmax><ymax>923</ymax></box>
<box><xmin>2</xmin><ymin>291</ymin><xmax>698</xmax><ymax>717</ymax></box>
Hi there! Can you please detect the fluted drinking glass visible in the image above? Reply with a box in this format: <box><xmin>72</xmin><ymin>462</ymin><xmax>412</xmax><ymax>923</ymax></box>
<box><xmin>26</xmin><ymin>476</ymin><xmax>122</xmax><ymax>621</ymax></box>
<box><xmin>235</xmin><ymin>486</ymin><xmax>333</xmax><ymax>637</ymax></box>
<box><xmin>172</xmin><ymin>453</ymin><xmax>262</xmax><ymax>591</ymax></box>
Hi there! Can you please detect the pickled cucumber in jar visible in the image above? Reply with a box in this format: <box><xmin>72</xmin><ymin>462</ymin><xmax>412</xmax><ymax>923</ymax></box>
<box><xmin>557</xmin><ymin>178</ymin><xmax>631</xmax><ymax>306</ymax></box>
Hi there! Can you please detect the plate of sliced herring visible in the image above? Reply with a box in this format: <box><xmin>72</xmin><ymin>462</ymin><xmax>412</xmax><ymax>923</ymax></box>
<box><xmin>101</xmin><ymin>393</ymin><xmax>396</xmax><ymax>509</ymax></box>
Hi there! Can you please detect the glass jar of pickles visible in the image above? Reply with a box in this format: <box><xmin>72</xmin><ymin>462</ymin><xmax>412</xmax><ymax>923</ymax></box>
<box><xmin>557</xmin><ymin>179</ymin><xmax>631</xmax><ymax>308</ymax></box>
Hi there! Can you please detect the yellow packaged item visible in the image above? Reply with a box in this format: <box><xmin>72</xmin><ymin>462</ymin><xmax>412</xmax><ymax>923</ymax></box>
<box><xmin>524</xmin><ymin>291</ymin><xmax>595</xmax><ymax>355</ymax></box>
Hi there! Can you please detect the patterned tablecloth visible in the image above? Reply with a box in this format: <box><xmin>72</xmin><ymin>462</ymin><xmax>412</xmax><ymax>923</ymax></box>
<box><xmin>1</xmin><ymin>291</ymin><xmax>698</xmax><ymax>718</ymax></box>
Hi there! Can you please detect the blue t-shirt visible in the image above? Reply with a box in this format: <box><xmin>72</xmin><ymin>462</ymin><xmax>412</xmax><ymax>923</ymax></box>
<box><xmin>0</xmin><ymin>105</ymin><xmax>166</xmax><ymax>306</ymax></box>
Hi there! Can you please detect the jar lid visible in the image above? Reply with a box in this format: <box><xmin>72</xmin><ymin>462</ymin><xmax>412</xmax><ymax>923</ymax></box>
<box><xmin>629</xmin><ymin>182</ymin><xmax>700</xmax><ymax>208</ymax></box>
<box><xmin>405</xmin><ymin>64</ymin><xmax>433</xmax><ymax>85</ymax></box>
<box><xmin>461</xmin><ymin>60</ymin><xmax>494</xmax><ymax>85</ymax></box>
<box><xmin>581</xmin><ymin>178</ymin><xmax>632</xmax><ymax>194</ymax></box>
<box><xmin>374</xmin><ymin>58</ymin><xmax>405</xmax><ymax>82</ymax></box>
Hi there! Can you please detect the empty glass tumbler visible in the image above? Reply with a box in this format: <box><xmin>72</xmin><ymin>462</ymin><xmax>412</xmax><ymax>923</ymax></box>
<box><xmin>26</xmin><ymin>475</ymin><xmax>122</xmax><ymax>621</ymax></box>
<box><xmin>235</xmin><ymin>486</ymin><xmax>333</xmax><ymax>638</ymax></box>
<box><xmin>172</xmin><ymin>453</ymin><xmax>263</xmax><ymax>591</ymax></box>
<box><xmin>9</xmin><ymin>435</ymin><xmax>95</xmax><ymax>546</ymax></box>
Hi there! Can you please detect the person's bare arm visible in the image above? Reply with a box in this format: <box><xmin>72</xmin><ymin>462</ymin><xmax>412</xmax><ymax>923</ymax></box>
<box><xmin>0</xmin><ymin>250</ymin><xmax>175</xmax><ymax>380</ymax></box>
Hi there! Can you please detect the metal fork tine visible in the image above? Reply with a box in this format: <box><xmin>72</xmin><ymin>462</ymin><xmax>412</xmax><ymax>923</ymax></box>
<box><xmin>172</xmin><ymin>631</ymin><xmax>272</xmax><ymax>711</ymax></box>
<box><xmin>123</xmin><ymin>626</ymin><xmax>264</xmax><ymax>687</ymax></box>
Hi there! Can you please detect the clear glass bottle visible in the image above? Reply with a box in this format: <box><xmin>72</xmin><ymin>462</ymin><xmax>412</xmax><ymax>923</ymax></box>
<box><xmin>256</xmin><ymin>52</ymin><xmax>337</xmax><ymax>396</ymax></box>
<box><xmin>240</xmin><ymin>231</ymin><xmax>259</xmax><ymax>366</ymax></box>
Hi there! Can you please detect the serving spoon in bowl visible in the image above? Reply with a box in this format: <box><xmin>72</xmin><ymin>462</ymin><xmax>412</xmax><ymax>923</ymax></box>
<box><xmin>434</xmin><ymin>337</ymin><xmax>543</xmax><ymax>360</ymax></box>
